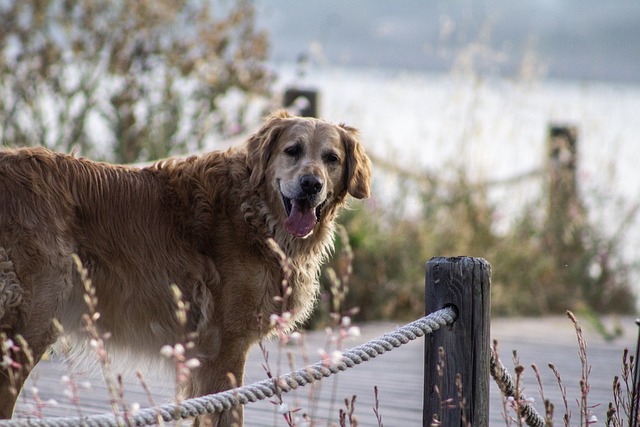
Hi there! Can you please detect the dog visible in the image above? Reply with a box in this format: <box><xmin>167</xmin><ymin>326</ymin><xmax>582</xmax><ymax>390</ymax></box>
<box><xmin>0</xmin><ymin>110</ymin><xmax>371</xmax><ymax>426</ymax></box>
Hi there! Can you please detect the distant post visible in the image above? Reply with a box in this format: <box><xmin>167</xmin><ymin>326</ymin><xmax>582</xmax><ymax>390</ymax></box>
<box><xmin>544</xmin><ymin>125</ymin><xmax>584</xmax><ymax>309</ymax></box>
<box><xmin>423</xmin><ymin>257</ymin><xmax>491</xmax><ymax>427</ymax></box>
<box><xmin>546</xmin><ymin>125</ymin><xmax>581</xmax><ymax>238</ymax></box>
<box><xmin>283</xmin><ymin>88</ymin><xmax>319</xmax><ymax>118</ymax></box>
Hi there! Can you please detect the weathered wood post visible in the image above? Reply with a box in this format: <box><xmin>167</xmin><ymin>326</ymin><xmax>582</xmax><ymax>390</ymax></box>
<box><xmin>546</xmin><ymin>125</ymin><xmax>579</xmax><ymax>228</ymax></box>
<box><xmin>423</xmin><ymin>256</ymin><xmax>491</xmax><ymax>426</ymax></box>
<box><xmin>545</xmin><ymin>125</ymin><xmax>582</xmax><ymax>249</ymax></box>
<box><xmin>283</xmin><ymin>88</ymin><xmax>319</xmax><ymax>117</ymax></box>
<box><xmin>544</xmin><ymin>125</ymin><xmax>585</xmax><ymax>310</ymax></box>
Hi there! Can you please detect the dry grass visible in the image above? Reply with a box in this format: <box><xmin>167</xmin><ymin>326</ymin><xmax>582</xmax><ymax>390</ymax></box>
<box><xmin>491</xmin><ymin>311</ymin><xmax>639</xmax><ymax>427</ymax></box>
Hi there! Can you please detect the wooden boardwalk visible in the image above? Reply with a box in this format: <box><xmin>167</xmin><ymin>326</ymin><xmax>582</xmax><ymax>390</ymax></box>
<box><xmin>10</xmin><ymin>315</ymin><xmax>639</xmax><ymax>426</ymax></box>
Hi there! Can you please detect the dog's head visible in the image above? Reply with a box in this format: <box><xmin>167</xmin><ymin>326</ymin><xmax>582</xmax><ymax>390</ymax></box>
<box><xmin>247</xmin><ymin>110</ymin><xmax>371</xmax><ymax>239</ymax></box>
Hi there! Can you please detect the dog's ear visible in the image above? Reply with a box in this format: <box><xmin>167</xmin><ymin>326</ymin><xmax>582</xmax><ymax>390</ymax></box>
<box><xmin>340</xmin><ymin>124</ymin><xmax>372</xmax><ymax>199</ymax></box>
<box><xmin>247</xmin><ymin>110</ymin><xmax>292</xmax><ymax>189</ymax></box>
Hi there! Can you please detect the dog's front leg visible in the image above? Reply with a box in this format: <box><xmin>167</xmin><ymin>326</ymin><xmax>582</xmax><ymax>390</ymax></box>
<box><xmin>188</xmin><ymin>363</ymin><xmax>245</xmax><ymax>427</ymax></box>
<box><xmin>192</xmin><ymin>409</ymin><xmax>242</xmax><ymax>427</ymax></box>
<box><xmin>186</xmin><ymin>341</ymin><xmax>249</xmax><ymax>427</ymax></box>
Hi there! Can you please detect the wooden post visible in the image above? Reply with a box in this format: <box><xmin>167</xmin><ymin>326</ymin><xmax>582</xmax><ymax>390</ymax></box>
<box><xmin>544</xmin><ymin>125</ymin><xmax>585</xmax><ymax>310</ymax></box>
<box><xmin>283</xmin><ymin>88</ymin><xmax>319</xmax><ymax>118</ymax></box>
<box><xmin>423</xmin><ymin>256</ymin><xmax>491</xmax><ymax>426</ymax></box>
<box><xmin>547</xmin><ymin>125</ymin><xmax>579</xmax><ymax>223</ymax></box>
<box><xmin>545</xmin><ymin>125</ymin><xmax>582</xmax><ymax>244</ymax></box>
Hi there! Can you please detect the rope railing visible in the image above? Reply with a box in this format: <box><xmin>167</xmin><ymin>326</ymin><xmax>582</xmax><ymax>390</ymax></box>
<box><xmin>1</xmin><ymin>306</ymin><xmax>458</xmax><ymax>427</ymax></box>
<box><xmin>490</xmin><ymin>350</ymin><xmax>546</xmax><ymax>427</ymax></box>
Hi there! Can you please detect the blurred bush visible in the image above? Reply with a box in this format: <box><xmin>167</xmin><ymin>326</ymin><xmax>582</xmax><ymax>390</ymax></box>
<box><xmin>317</xmin><ymin>169</ymin><xmax>637</xmax><ymax>324</ymax></box>
<box><xmin>0</xmin><ymin>0</ymin><xmax>272</xmax><ymax>162</ymax></box>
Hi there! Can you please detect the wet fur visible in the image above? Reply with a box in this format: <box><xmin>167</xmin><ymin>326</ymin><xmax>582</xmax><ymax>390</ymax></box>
<box><xmin>0</xmin><ymin>110</ymin><xmax>371</xmax><ymax>425</ymax></box>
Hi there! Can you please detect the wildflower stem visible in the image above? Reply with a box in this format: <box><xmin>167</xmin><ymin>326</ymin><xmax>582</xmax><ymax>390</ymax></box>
<box><xmin>629</xmin><ymin>319</ymin><xmax>640</xmax><ymax>427</ymax></box>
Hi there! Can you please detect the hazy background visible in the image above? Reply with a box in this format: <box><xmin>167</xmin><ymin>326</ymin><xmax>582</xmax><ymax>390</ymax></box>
<box><xmin>251</xmin><ymin>1</ymin><xmax>640</xmax><ymax>310</ymax></box>
<box><xmin>256</xmin><ymin>0</ymin><xmax>640</xmax><ymax>83</ymax></box>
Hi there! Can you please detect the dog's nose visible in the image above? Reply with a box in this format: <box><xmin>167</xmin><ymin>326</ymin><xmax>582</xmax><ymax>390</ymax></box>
<box><xmin>300</xmin><ymin>174</ymin><xmax>323</xmax><ymax>195</ymax></box>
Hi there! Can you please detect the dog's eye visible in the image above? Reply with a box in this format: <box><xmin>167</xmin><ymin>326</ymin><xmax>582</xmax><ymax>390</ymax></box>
<box><xmin>284</xmin><ymin>145</ymin><xmax>301</xmax><ymax>157</ymax></box>
<box><xmin>324</xmin><ymin>152</ymin><xmax>340</xmax><ymax>165</ymax></box>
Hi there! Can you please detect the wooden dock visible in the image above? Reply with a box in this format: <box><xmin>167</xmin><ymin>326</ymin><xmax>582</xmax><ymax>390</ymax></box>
<box><xmin>10</xmin><ymin>315</ymin><xmax>638</xmax><ymax>426</ymax></box>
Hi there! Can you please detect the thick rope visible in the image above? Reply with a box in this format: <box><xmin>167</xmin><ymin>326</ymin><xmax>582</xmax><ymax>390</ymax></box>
<box><xmin>1</xmin><ymin>306</ymin><xmax>457</xmax><ymax>427</ymax></box>
<box><xmin>490</xmin><ymin>350</ymin><xmax>546</xmax><ymax>427</ymax></box>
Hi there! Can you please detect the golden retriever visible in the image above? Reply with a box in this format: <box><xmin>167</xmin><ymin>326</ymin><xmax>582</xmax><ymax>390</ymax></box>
<box><xmin>0</xmin><ymin>110</ymin><xmax>371</xmax><ymax>426</ymax></box>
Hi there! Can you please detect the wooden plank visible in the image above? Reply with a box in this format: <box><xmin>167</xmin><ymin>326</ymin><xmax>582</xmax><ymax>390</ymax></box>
<box><xmin>8</xmin><ymin>316</ymin><xmax>637</xmax><ymax>426</ymax></box>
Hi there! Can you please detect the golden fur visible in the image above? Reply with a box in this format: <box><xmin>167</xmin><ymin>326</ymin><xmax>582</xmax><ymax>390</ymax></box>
<box><xmin>0</xmin><ymin>110</ymin><xmax>371</xmax><ymax>426</ymax></box>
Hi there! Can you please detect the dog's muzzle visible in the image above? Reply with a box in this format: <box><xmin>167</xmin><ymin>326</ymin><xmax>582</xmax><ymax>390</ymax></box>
<box><xmin>282</xmin><ymin>175</ymin><xmax>325</xmax><ymax>238</ymax></box>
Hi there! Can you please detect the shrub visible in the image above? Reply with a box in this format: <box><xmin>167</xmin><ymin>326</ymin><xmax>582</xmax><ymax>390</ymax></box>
<box><xmin>326</xmin><ymin>168</ymin><xmax>636</xmax><ymax>322</ymax></box>
<box><xmin>0</xmin><ymin>0</ymin><xmax>272</xmax><ymax>162</ymax></box>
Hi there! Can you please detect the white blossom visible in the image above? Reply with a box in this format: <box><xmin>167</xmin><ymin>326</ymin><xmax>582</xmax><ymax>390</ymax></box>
<box><xmin>185</xmin><ymin>358</ymin><xmax>201</xmax><ymax>369</ymax></box>
<box><xmin>160</xmin><ymin>345</ymin><xmax>174</xmax><ymax>358</ymax></box>
<box><xmin>347</xmin><ymin>326</ymin><xmax>361</xmax><ymax>337</ymax></box>
<box><xmin>1</xmin><ymin>355</ymin><xmax>12</xmax><ymax>368</ymax></box>
<box><xmin>173</xmin><ymin>343</ymin><xmax>185</xmax><ymax>356</ymax></box>
<box><xmin>277</xmin><ymin>402</ymin><xmax>289</xmax><ymax>414</ymax></box>
<box><xmin>130</xmin><ymin>402</ymin><xmax>141</xmax><ymax>414</ymax></box>
<box><xmin>270</xmin><ymin>314</ymin><xmax>279</xmax><ymax>326</ymax></box>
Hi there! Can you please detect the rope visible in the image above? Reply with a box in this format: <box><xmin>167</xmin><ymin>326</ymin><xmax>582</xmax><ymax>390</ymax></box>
<box><xmin>490</xmin><ymin>349</ymin><xmax>546</xmax><ymax>427</ymax></box>
<box><xmin>2</xmin><ymin>306</ymin><xmax>457</xmax><ymax>427</ymax></box>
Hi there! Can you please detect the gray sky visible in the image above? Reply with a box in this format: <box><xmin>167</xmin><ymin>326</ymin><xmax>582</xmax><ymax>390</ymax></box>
<box><xmin>255</xmin><ymin>0</ymin><xmax>640</xmax><ymax>83</ymax></box>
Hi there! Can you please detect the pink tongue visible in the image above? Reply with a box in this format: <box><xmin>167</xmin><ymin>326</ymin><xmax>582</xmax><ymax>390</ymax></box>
<box><xmin>284</xmin><ymin>200</ymin><xmax>317</xmax><ymax>237</ymax></box>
